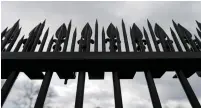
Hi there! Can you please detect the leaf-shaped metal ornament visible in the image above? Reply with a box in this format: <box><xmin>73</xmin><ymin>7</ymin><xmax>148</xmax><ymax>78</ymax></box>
<box><xmin>1</xmin><ymin>27</ymin><xmax>8</xmax><ymax>38</ymax></box>
<box><xmin>107</xmin><ymin>23</ymin><xmax>116</xmax><ymax>38</ymax></box>
<box><xmin>10</xmin><ymin>24</ymin><xmax>20</xmax><ymax>39</ymax></box>
<box><xmin>87</xmin><ymin>24</ymin><xmax>92</xmax><ymax>38</ymax></box>
<box><xmin>81</xmin><ymin>23</ymin><xmax>92</xmax><ymax>39</ymax></box>
<box><xmin>154</xmin><ymin>23</ymin><xmax>167</xmax><ymax>39</ymax></box>
<box><xmin>22</xmin><ymin>38</ymin><xmax>28</xmax><ymax>44</ymax></box>
<box><xmin>52</xmin><ymin>44</ymin><xmax>62</xmax><ymax>51</ymax></box>
<box><xmin>90</xmin><ymin>39</ymin><xmax>95</xmax><ymax>44</ymax></box>
<box><xmin>196</xmin><ymin>20</ymin><xmax>201</xmax><ymax>30</ymax></box>
<box><xmin>178</xmin><ymin>24</ymin><xmax>192</xmax><ymax>38</ymax></box>
<box><xmin>61</xmin><ymin>24</ymin><xmax>67</xmax><ymax>39</ymax></box>
<box><xmin>55</xmin><ymin>24</ymin><xmax>63</xmax><ymax>39</ymax></box>
<box><xmin>28</xmin><ymin>24</ymin><xmax>39</xmax><ymax>37</ymax></box>
<box><xmin>132</xmin><ymin>23</ymin><xmax>143</xmax><ymax>40</ymax></box>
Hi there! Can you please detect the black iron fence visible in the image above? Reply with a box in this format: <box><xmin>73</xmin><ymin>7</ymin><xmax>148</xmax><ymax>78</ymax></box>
<box><xmin>1</xmin><ymin>19</ymin><xmax>201</xmax><ymax>108</ymax></box>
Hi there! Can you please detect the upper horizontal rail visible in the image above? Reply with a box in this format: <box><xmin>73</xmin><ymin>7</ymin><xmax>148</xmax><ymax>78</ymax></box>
<box><xmin>2</xmin><ymin>52</ymin><xmax>201</xmax><ymax>73</ymax></box>
<box><xmin>2</xmin><ymin>52</ymin><xmax>201</xmax><ymax>60</ymax></box>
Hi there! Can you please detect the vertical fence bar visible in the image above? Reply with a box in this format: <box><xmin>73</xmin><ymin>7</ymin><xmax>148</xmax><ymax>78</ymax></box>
<box><xmin>116</xmin><ymin>27</ymin><xmax>121</xmax><ymax>52</ymax></box>
<box><xmin>194</xmin><ymin>36</ymin><xmax>201</xmax><ymax>49</ymax></box>
<box><xmin>112</xmin><ymin>71</ymin><xmax>123</xmax><ymax>108</ymax></box>
<box><xmin>147</xmin><ymin>20</ymin><xmax>160</xmax><ymax>52</ymax></box>
<box><xmin>71</xmin><ymin>28</ymin><xmax>77</xmax><ymax>52</ymax></box>
<box><xmin>38</xmin><ymin>28</ymin><xmax>49</xmax><ymax>52</ymax></box>
<box><xmin>2</xmin><ymin>25</ymin><xmax>20</xmax><ymax>51</ymax></box>
<box><xmin>156</xmin><ymin>23</ymin><xmax>201</xmax><ymax>108</ymax></box>
<box><xmin>54</xmin><ymin>24</ymin><xmax>65</xmax><ymax>52</ymax></box>
<box><xmin>144</xmin><ymin>37</ymin><xmax>162</xmax><ymax>107</ymax></box>
<box><xmin>1</xmin><ymin>21</ymin><xmax>41</xmax><ymax>106</ymax></box>
<box><xmin>155</xmin><ymin>23</ymin><xmax>169</xmax><ymax>52</ymax></box>
<box><xmin>1</xmin><ymin>71</ymin><xmax>19</xmax><ymax>106</ymax></box>
<box><xmin>116</xmin><ymin>27</ymin><xmax>126</xmax><ymax>105</ymax></box>
<box><xmin>63</xmin><ymin>20</ymin><xmax>72</xmax><ymax>52</ymax></box>
<box><xmin>69</xmin><ymin>28</ymin><xmax>77</xmax><ymax>52</ymax></box>
<box><xmin>34</xmin><ymin>35</ymin><xmax>55</xmax><ymax>108</ymax></box>
<box><xmin>1</xmin><ymin>20</ymin><xmax>20</xmax><ymax>51</ymax></box>
<box><xmin>30</xmin><ymin>20</ymin><xmax>46</xmax><ymax>52</ymax></box>
<box><xmin>196</xmin><ymin>20</ymin><xmax>201</xmax><ymax>31</ymax></box>
<box><xmin>196</xmin><ymin>28</ymin><xmax>201</xmax><ymax>39</ymax></box>
<box><xmin>64</xmin><ymin>28</ymin><xmax>77</xmax><ymax>84</ymax></box>
<box><xmin>1</xmin><ymin>27</ymin><xmax>8</xmax><ymax>40</ymax></box>
<box><xmin>5</xmin><ymin>28</ymin><xmax>22</xmax><ymax>52</ymax></box>
<box><xmin>131</xmin><ymin>23</ymin><xmax>145</xmax><ymax>52</ymax></box>
<box><xmin>1</xmin><ymin>26</ymin><xmax>32</xmax><ymax>106</ymax></box>
<box><xmin>176</xmin><ymin>71</ymin><xmax>201</xmax><ymax>108</ymax></box>
<box><xmin>173</xmin><ymin>23</ymin><xmax>200</xmax><ymax>77</ymax></box>
<box><xmin>178</xmin><ymin>24</ymin><xmax>199</xmax><ymax>52</ymax></box>
<box><xmin>22</xmin><ymin>23</ymin><xmax>41</xmax><ymax>52</ymax></box>
<box><xmin>144</xmin><ymin>71</ymin><xmax>162</xmax><ymax>108</ymax></box>
<box><xmin>34</xmin><ymin>72</ymin><xmax>53</xmax><ymax>108</ymax></box>
<box><xmin>170</xmin><ymin>28</ymin><xmax>183</xmax><ymax>52</ymax></box>
<box><xmin>95</xmin><ymin>20</ymin><xmax>98</xmax><ymax>52</ymax></box>
<box><xmin>107</xmin><ymin>23</ymin><xmax>123</xmax><ymax>108</ymax></box>
<box><xmin>122</xmin><ymin>20</ymin><xmax>129</xmax><ymax>52</ymax></box>
<box><xmin>35</xmin><ymin>23</ymin><xmax>62</xmax><ymax>108</ymax></box>
<box><xmin>14</xmin><ymin>36</ymin><xmax>24</xmax><ymax>52</ymax></box>
<box><xmin>172</xmin><ymin>20</ymin><xmax>190</xmax><ymax>52</ymax></box>
<box><xmin>143</xmin><ymin>27</ymin><xmax>153</xmax><ymax>52</ymax></box>
<box><xmin>102</xmin><ymin>27</ymin><xmax>106</xmax><ymax>52</ymax></box>
<box><xmin>28</xmin><ymin>23</ymin><xmax>42</xmax><ymax>52</ymax></box>
<box><xmin>75</xmin><ymin>72</ymin><xmax>86</xmax><ymax>108</ymax></box>
<box><xmin>47</xmin><ymin>36</ymin><xmax>54</xmax><ymax>52</ymax></box>
<box><xmin>75</xmin><ymin>23</ymin><xmax>93</xmax><ymax>108</ymax></box>
<box><xmin>130</xmin><ymin>27</ymin><xmax>137</xmax><ymax>52</ymax></box>
<box><xmin>132</xmin><ymin>25</ymin><xmax>162</xmax><ymax>108</ymax></box>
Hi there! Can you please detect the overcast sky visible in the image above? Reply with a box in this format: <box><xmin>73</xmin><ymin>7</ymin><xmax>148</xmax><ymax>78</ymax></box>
<box><xmin>1</xmin><ymin>1</ymin><xmax>201</xmax><ymax>108</ymax></box>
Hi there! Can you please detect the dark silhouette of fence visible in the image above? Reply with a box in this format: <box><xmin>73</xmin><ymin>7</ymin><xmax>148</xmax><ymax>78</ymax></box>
<box><xmin>1</xmin><ymin>19</ymin><xmax>201</xmax><ymax>108</ymax></box>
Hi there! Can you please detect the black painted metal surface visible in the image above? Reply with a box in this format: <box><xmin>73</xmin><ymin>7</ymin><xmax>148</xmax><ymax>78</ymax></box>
<box><xmin>1</xmin><ymin>19</ymin><xmax>201</xmax><ymax>108</ymax></box>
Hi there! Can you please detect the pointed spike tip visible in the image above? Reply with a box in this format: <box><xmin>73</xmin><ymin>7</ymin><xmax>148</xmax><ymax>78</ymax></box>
<box><xmin>155</xmin><ymin>23</ymin><xmax>160</xmax><ymax>28</ymax></box>
<box><xmin>172</xmin><ymin>20</ymin><xmax>177</xmax><ymax>24</ymax></box>
<box><xmin>102</xmin><ymin>27</ymin><xmax>105</xmax><ymax>31</ymax></box>
<box><xmin>17</xmin><ymin>19</ymin><xmax>20</xmax><ymax>22</ymax></box>
<box><xmin>43</xmin><ymin>19</ymin><xmax>46</xmax><ymax>23</ymax></box>
<box><xmin>147</xmin><ymin>19</ymin><xmax>150</xmax><ymax>23</ymax></box>
<box><xmin>178</xmin><ymin>23</ymin><xmax>181</xmax><ymax>27</ymax></box>
<box><xmin>170</xmin><ymin>27</ymin><xmax>173</xmax><ymax>31</ymax></box>
<box><xmin>69</xmin><ymin>20</ymin><xmax>72</xmax><ymax>24</ymax></box>
<box><xmin>132</xmin><ymin>23</ymin><xmax>136</xmax><ymax>28</ymax></box>
<box><xmin>122</xmin><ymin>19</ymin><xmax>124</xmax><ymax>23</ymax></box>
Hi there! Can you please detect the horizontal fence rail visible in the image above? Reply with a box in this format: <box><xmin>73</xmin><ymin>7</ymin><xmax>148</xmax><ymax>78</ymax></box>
<box><xmin>1</xmin><ymin>19</ymin><xmax>201</xmax><ymax>108</ymax></box>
